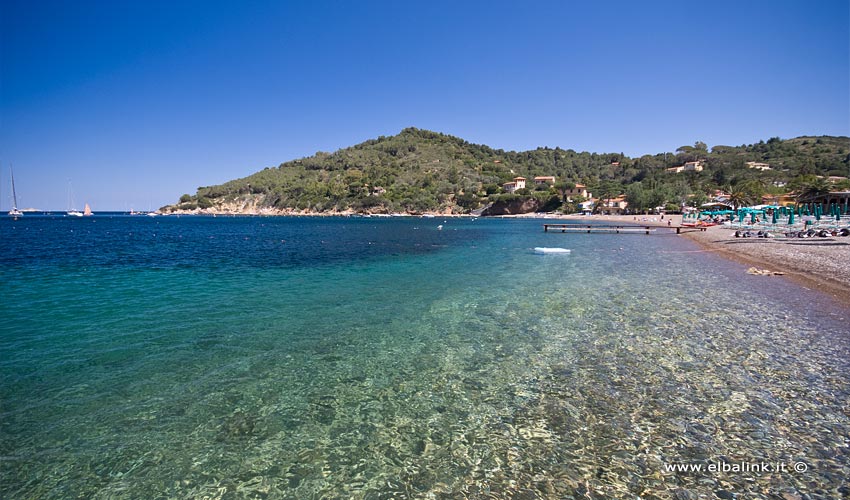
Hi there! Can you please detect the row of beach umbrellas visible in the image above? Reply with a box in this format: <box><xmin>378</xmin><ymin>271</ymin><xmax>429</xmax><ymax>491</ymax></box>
<box><xmin>695</xmin><ymin>202</ymin><xmax>848</xmax><ymax>225</ymax></box>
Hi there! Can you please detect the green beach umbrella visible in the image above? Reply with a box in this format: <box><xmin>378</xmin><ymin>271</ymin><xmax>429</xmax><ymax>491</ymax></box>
<box><xmin>788</xmin><ymin>211</ymin><xmax>795</xmax><ymax>225</ymax></box>
<box><xmin>772</xmin><ymin>210</ymin><xmax>778</xmax><ymax>224</ymax></box>
<box><xmin>751</xmin><ymin>212</ymin><xmax>757</xmax><ymax>224</ymax></box>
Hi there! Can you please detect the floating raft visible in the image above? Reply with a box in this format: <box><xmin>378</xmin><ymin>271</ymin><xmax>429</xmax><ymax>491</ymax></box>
<box><xmin>534</xmin><ymin>247</ymin><xmax>571</xmax><ymax>254</ymax></box>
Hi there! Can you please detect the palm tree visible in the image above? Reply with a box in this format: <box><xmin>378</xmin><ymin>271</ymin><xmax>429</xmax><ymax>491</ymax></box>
<box><xmin>795</xmin><ymin>177</ymin><xmax>832</xmax><ymax>205</ymax></box>
<box><xmin>726</xmin><ymin>185</ymin><xmax>754</xmax><ymax>210</ymax></box>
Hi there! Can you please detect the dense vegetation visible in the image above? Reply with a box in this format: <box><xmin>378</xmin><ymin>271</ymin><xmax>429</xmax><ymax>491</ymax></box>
<box><xmin>165</xmin><ymin>128</ymin><xmax>850</xmax><ymax>214</ymax></box>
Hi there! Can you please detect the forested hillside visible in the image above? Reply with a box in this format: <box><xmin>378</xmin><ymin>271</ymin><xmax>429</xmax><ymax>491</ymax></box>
<box><xmin>164</xmin><ymin>128</ymin><xmax>850</xmax><ymax>214</ymax></box>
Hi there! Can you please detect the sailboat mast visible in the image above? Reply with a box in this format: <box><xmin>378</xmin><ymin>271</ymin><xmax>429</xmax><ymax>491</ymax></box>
<box><xmin>10</xmin><ymin>165</ymin><xmax>19</xmax><ymax>210</ymax></box>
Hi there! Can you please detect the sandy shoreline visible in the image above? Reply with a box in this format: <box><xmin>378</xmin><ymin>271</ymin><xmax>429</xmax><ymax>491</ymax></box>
<box><xmin>552</xmin><ymin>214</ymin><xmax>850</xmax><ymax>303</ymax></box>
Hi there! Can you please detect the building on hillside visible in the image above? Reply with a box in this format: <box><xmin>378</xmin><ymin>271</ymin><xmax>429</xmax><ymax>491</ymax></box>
<box><xmin>502</xmin><ymin>177</ymin><xmax>526</xmax><ymax>193</ymax></box>
<box><xmin>667</xmin><ymin>160</ymin><xmax>704</xmax><ymax>173</ymax></box>
<box><xmin>533</xmin><ymin>176</ymin><xmax>556</xmax><ymax>186</ymax></box>
<box><xmin>600</xmin><ymin>196</ymin><xmax>628</xmax><ymax>215</ymax></box>
<box><xmin>746</xmin><ymin>161</ymin><xmax>772</xmax><ymax>171</ymax></box>
<box><xmin>827</xmin><ymin>176</ymin><xmax>848</xmax><ymax>183</ymax></box>
<box><xmin>560</xmin><ymin>183</ymin><xmax>591</xmax><ymax>201</ymax></box>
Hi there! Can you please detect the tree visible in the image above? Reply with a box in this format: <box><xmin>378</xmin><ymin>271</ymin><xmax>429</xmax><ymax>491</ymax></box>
<box><xmin>725</xmin><ymin>184</ymin><xmax>757</xmax><ymax>209</ymax></box>
<box><xmin>794</xmin><ymin>177</ymin><xmax>832</xmax><ymax>204</ymax></box>
<box><xmin>554</xmin><ymin>181</ymin><xmax>575</xmax><ymax>202</ymax></box>
<box><xmin>592</xmin><ymin>180</ymin><xmax>620</xmax><ymax>214</ymax></box>
<box><xmin>625</xmin><ymin>183</ymin><xmax>648</xmax><ymax>212</ymax></box>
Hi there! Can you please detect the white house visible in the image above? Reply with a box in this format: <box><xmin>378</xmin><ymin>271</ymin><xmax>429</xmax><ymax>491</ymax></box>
<box><xmin>667</xmin><ymin>161</ymin><xmax>704</xmax><ymax>173</ymax></box>
<box><xmin>502</xmin><ymin>177</ymin><xmax>526</xmax><ymax>193</ymax></box>
<box><xmin>561</xmin><ymin>183</ymin><xmax>591</xmax><ymax>200</ymax></box>
<box><xmin>746</xmin><ymin>161</ymin><xmax>772</xmax><ymax>171</ymax></box>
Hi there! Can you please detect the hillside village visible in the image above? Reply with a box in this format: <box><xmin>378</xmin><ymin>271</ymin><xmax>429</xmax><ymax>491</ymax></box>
<box><xmin>163</xmin><ymin>128</ymin><xmax>850</xmax><ymax>216</ymax></box>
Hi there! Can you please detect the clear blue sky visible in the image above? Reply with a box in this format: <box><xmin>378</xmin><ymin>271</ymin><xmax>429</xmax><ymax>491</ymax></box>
<box><xmin>2</xmin><ymin>0</ymin><xmax>848</xmax><ymax>210</ymax></box>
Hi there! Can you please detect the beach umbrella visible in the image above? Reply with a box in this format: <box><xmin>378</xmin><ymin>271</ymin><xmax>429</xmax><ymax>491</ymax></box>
<box><xmin>772</xmin><ymin>210</ymin><xmax>778</xmax><ymax>224</ymax></box>
<box><xmin>751</xmin><ymin>212</ymin><xmax>757</xmax><ymax>224</ymax></box>
<box><xmin>788</xmin><ymin>211</ymin><xmax>795</xmax><ymax>225</ymax></box>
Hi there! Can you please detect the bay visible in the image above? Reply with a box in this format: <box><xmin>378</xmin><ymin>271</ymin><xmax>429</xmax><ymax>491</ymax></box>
<box><xmin>1</xmin><ymin>215</ymin><xmax>848</xmax><ymax>498</ymax></box>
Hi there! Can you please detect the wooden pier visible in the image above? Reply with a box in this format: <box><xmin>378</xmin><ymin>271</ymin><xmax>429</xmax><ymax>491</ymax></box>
<box><xmin>543</xmin><ymin>224</ymin><xmax>708</xmax><ymax>234</ymax></box>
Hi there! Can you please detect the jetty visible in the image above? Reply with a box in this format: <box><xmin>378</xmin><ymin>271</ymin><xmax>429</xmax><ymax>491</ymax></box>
<box><xmin>543</xmin><ymin>224</ymin><xmax>708</xmax><ymax>235</ymax></box>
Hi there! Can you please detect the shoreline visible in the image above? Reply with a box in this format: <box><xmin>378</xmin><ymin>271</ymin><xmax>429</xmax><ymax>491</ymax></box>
<box><xmin>553</xmin><ymin>214</ymin><xmax>850</xmax><ymax>303</ymax></box>
<box><xmin>680</xmin><ymin>225</ymin><xmax>850</xmax><ymax>304</ymax></box>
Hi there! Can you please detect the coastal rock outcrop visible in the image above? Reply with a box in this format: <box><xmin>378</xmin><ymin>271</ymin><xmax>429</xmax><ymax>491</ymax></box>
<box><xmin>480</xmin><ymin>197</ymin><xmax>542</xmax><ymax>216</ymax></box>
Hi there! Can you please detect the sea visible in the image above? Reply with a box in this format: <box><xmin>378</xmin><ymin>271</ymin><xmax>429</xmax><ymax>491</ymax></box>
<box><xmin>1</xmin><ymin>215</ymin><xmax>848</xmax><ymax>499</ymax></box>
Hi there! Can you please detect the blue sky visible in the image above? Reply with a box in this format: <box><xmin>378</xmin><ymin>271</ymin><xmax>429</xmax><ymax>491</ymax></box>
<box><xmin>1</xmin><ymin>0</ymin><xmax>848</xmax><ymax>210</ymax></box>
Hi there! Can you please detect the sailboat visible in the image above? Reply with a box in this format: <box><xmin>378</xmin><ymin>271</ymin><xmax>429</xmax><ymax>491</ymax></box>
<box><xmin>67</xmin><ymin>181</ymin><xmax>83</xmax><ymax>216</ymax></box>
<box><xmin>8</xmin><ymin>165</ymin><xmax>23</xmax><ymax>218</ymax></box>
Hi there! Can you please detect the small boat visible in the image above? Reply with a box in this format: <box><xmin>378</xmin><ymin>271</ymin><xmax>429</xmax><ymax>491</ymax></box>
<box><xmin>534</xmin><ymin>247</ymin><xmax>571</xmax><ymax>254</ymax></box>
<box><xmin>8</xmin><ymin>165</ymin><xmax>23</xmax><ymax>218</ymax></box>
<box><xmin>67</xmin><ymin>181</ymin><xmax>83</xmax><ymax>216</ymax></box>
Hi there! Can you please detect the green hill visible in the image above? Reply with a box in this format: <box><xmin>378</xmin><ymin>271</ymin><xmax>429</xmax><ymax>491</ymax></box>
<box><xmin>164</xmin><ymin>128</ymin><xmax>850</xmax><ymax>214</ymax></box>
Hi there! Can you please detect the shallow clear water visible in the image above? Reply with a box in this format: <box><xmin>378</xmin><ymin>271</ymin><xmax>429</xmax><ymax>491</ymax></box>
<box><xmin>1</xmin><ymin>216</ymin><xmax>848</xmax><ymax>499</ymax></box>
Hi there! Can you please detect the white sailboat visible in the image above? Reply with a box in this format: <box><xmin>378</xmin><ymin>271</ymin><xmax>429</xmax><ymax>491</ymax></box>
<box><xmin>8</xmin><ymin>165</ymin><xmax>23</xmax><ymax>218</ymax></box>
<box><xmin>67</xmin><ymin>181</ymin><xmax>83</xmax><ymax>217</ymax></box>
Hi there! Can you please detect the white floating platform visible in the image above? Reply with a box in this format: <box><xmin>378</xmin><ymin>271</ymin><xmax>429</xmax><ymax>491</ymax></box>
<box><xmin>534</xmin><ymin>247</ymin><xmax>571</xmax><ymax>254</ymax></box>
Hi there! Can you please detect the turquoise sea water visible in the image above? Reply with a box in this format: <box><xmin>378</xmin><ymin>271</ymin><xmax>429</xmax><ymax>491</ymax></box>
<box><xmin>1</xmin><ymin>216</ymin><xmax>848</xmax><ymax>499</ymax></box>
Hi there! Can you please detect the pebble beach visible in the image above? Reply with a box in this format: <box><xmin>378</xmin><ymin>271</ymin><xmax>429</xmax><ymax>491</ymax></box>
<box><xmin>555</xmin><ymin>214</ymin><xmax>850</xmax><ymax>303</ymax></box>
<box><xmin>680</xmin><ymin>225</ymin><xmax>850</xmax><ymax>303</ymax></box>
